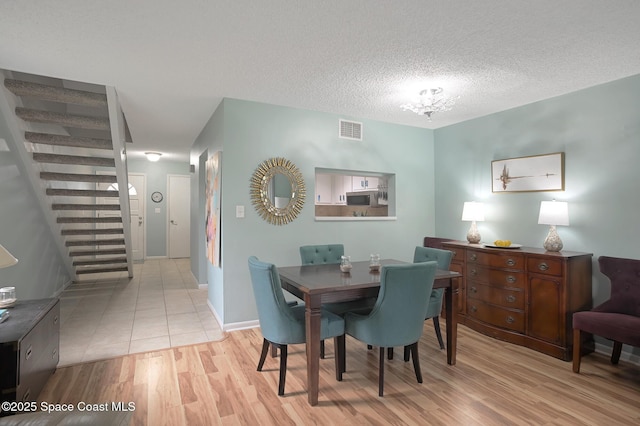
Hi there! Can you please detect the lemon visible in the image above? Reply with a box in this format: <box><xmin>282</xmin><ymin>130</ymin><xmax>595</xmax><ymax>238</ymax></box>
<box><xmin>494</xmin><ymin>240</ymin><xmax>512</xmax><ymax>247</ymax></box>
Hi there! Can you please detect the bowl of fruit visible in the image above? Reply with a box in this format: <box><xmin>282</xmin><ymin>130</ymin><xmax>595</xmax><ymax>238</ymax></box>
<box><xmin>487</xmin><ymin>240</ymin><xmax>521</xmax><ymax>249</ymax></box>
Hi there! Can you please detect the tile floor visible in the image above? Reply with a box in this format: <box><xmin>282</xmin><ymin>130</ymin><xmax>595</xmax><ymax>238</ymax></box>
<box><xmin>58</xmin><ymin>258</ymin><xmax>225</xmax><ymax>366</ymax></box>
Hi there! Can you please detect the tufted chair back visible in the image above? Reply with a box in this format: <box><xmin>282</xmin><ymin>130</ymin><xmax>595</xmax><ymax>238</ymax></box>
<box><xmin>597</xmin><ymin>256</ymin><xmax>640</xmax><ymax>317</ymax></box>
<box><xmin>300</xmin><ymin>244</ymin><xmax>345</xmax><ymax>265</ymax></box>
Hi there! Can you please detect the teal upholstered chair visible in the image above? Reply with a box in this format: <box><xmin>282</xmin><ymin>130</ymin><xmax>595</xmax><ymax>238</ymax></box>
<box><xmin>411</xmin><ymin>245</ymin><xmax>453</xmax><ymax>351</ymax></box>
<box><xmin>248</xmin><ymin>256</ymin><xmax>346</xmax><ymax>395</ymax></box>
<box><xmin>344</xmin><ymin>261</ymin><xmax>437</xmax><ymax>396</ymax></box>
<box><xmin>299</xmin><ymin>244</ymin><xmax>376</xmax><ymax>360</ymax></box>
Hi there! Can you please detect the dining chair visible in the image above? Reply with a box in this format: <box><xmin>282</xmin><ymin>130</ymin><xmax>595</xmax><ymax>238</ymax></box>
<box><xmin>572</xmin><ymin>256</ymin><xmax>640</xmax><ymax>373</ymax></box>
<box><xmin>248</xmin><ymin>256</ymin><xmax>346</xmax><ymax>395</ymax></box>
<box><xmin>299</xmin><ymin>243</ymin><xmax>376</xmax><ymax>361</ymax></box>
<box><xmin>344</xmin><ymin>261</ymin><xmax>437</xmax><ymax>396</ymax></box>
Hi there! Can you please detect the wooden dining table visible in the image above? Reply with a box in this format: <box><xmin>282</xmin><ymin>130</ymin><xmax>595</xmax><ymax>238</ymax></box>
<box><xmin>278</xmin><ymin>259</ymin><xmax>461</xmax><ymax>406</ymax></box>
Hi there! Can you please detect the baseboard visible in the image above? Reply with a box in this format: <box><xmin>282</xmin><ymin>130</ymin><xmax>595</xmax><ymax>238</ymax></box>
<box><xmin>53</xmin><ymin>278</ymin><xmax>74</xmax><ymax>298</ymax></box>
<box><xmin>594</xmin><ymin>342</ymin><xmax>640</xmax><ymax>365</ymax></box>
<box><xmin>205</xmin><ymin>299</ymin><xmax>259</xmax><ymax>332</ymax></box>
<box><xmin>145</xmin><ymin>256</ymin><xmax>168</xmax><ymax>260</ymax></box>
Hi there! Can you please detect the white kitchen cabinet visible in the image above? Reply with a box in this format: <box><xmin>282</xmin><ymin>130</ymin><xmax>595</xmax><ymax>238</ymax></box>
<box><xmin>332</xmin><ymin>175</ymin><xmax>351</xmax><ymax>204</ymax></box>
<box><xmin>351</xmin><ymin>176</ymin><xmax>379</xmax><ymax>191</ymax></box>
<box><xmin>315</xmin><ymin>173</ymin><xmax>333</xmax><ymax>204</ymax></box>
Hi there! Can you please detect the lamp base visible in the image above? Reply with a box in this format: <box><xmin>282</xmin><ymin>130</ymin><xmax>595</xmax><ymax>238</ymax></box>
<box><xmin>466</xmin><ymin>221</ymin><xmax>481</xmax><ymax>244</ymax></box>
<box><xmin>543</xmin><ymin>225</ymin><xmax>563</xmax><ymax>252</ymax></box>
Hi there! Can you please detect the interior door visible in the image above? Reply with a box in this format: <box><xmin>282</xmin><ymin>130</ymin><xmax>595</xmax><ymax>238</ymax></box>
<box><xmin>97</xmin><ymin>173</ymin><xmax>145</xmax><ymax>261</ymax></box>
<box><xmin>168</xmin><ymin>175</ymin><xmax>190</xmax><ymax>258</ymax></box>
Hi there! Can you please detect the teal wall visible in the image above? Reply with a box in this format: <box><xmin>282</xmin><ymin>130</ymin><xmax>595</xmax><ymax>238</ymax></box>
<box><xmin>0</xmin><ymin>118</ymin><xmax>70</xmax><ymax>299</ymax></box>
<box><xmin>434</xmin><ymin>74</ymin><xmax>640</xmax><ymax>352</ymax></box>
<box><xmin>192</xmin><ymin>99</ymin><xmax>435</xmax><ymax>325</ymax></box>
<box><xmin>127</xmin><ymin>158</ymin><xmax>190</xmax><ymax>257</ymax></box>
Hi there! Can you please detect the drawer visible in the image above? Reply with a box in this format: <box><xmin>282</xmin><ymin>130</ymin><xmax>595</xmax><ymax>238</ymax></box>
<box><xmin>18</xmin><ymin>302</ymin><xmax>59</xmax><ymax>384</ymax></box>
<box><xmin>467</xmin><ymin>283</ymin><xmax>525</xmax><ymax>309</ymax></box>
<box><xmin>527</xmin><ymin>256</ymin><xmax>563</xmax><ymax>277</ymax></box>
<box><xmin>448</xmin><ymin>247</ymin><xmax>464</xmax><ymax>262</ymax></box>
<box><xmin>466</xmin><ymin>250</ymin><xmax>525</xmax><ymax>270</ymax></box>
<box><xmin>467</xmin><ymin>266</ymin><xmax>526</xmax><ymax>289</ymax></box>
<box><xmin>466</xmin><ymin>300</ymin><xmax>525</xmax><ymax>333</ymax></box>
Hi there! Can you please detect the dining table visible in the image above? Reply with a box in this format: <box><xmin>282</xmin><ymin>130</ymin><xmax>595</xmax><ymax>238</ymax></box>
<box><xmin>278</xmin><ymin>258</ymin><xmax>461</xmax><ymax>406</ymax></box>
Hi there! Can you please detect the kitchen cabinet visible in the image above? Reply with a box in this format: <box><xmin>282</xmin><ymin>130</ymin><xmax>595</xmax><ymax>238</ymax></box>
<box><xmin>332</xmin><ymin>175</ymin><xmax>351</xmax><ymax>204</ymax></box>
<box><xmin>315</xmin><ymin>173</ymin><xmax>333</xmax><ymax>204</ymax></box>
<box><xmin>351</xmin><ymin>176</ymin><xmax>378</xmax><ymax>191</ymax></box>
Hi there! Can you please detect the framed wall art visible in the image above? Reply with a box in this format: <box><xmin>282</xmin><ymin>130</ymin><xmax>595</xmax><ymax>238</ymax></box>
<box><xmin>491</xmin><ymin>152</ymin><xmax>565</xmax><ymax>193</ymax></box>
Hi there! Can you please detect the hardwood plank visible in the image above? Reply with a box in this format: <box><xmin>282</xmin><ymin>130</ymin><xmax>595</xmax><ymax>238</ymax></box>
<box><xmin>38</xmin><ymin>324</ymin><xmax>640</xmax><ymax>425</ymax></box>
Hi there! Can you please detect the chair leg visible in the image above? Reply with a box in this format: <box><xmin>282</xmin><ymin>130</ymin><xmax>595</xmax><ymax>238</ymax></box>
<box><xmin>278</xmin><ymin>345</ymin><xmax>288</xmax><ymax>396</ymax></box>
<box><xmin>334</xmin><ymin>335</ymin><xmax>345</xmax><ymax>381</ymax></box>
<box><xmin>433</xmin><ymin>316</ymin><xmax>445</xmax><ymax>350</ymax></box>
<box><xmin>403</xmin><ymin>345</ymin><xmax>410</xmax><ymax>362</ymax></box>
<box><xmin>379</xmin><ymin>347</ymin><xmax>385</xmax><ymax>397</ymax></box>
<box><xmin>257</xmin><ymin>338</ymin><xmax>270</xmax><ymax>371</ymax></box>
<box><xmin>367</xmin><ymin>344</ymin><xmax>373</xmax><ymax>350</ymax></box>
<box><xmin>572</xmin><ymin>329</ymin><xmax>582</xmax><ymax>373</ymax></box>
<box><xmin>611</xmin><ymin>341</ymin><xmax>623</xmax><ymax>365</ymax></box>
<box><xmin>409</xmin><ymin>342</ymin><xmax>423</xmax><ymax>384</ymax></box>
<box><xmin>387</xmin><ymin>347</ymin><xmax>394</xmax><ymax>360</ymax></box>
<box><xmin>321</xmin><ymin>339</ymin><xmax>325</xmax><ymax>359</ymax></box>
<box><xmin>271</xmin><ymin>343</ymin><xmax>277</xmax><ymax>358</ymax></box>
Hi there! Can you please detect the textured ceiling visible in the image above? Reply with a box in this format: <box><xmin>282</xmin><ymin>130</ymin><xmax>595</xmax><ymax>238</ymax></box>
<box><xmin>1</xmin><ymin>1</ymin><xmax>639</xmax><ymax>161</ymax></box>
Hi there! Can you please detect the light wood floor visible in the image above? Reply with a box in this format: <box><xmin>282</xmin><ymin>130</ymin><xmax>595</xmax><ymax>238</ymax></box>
<box><xmin>39</xmin><ymin>324</ymin><xmax>640</xmax><ymax>425</ymax></box>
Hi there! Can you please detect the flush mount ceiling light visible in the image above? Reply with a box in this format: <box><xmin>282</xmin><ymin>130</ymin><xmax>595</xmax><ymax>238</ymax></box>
<box><xmin>400</xmin><ymin>87</ymin><xmax>458</xmax><ymax>119</ymax></box>
<box><xmin>145</xmin><ymin>152</ymin><xmax>162</xmax><ymax>162</ymax></box>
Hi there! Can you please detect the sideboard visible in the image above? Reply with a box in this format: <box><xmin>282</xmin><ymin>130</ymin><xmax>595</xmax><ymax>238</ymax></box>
<box><xmin>0</xmin><ymin>298</ymin><xmax>60</xmax><ymax>407</ymax></box>
<box><xmin>442</xmin><ymin>241</ymin><xmax>593</xmax><ymax>360</ymax></box>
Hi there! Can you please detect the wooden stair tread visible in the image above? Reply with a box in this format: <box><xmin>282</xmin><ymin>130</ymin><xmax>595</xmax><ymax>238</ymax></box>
<box><xmin>73</xmin><ymin>257</ymin><xmax>127</xmax><ymax>266</ymax></box>
<box><xmin>40</xmin><ymin>172</ymin><xmax>117</xmax><ymax>183</ymax></box>
<box><xmin>5</xmin><ymin>79</ymin><xmax>108</xmax><ymax>107</ymax></box>
<box><xmin>61</xmin><ymin>228</ymin><xmax>123</xmax><ymax>235</ymax></box>
<box><xmin>76</xmin><ymin>266</ymin><xmax>129</xmax><ymax>275</ymax></box>
<box><xmin>58</xmin><ymin>217</ymin><xmax>122</xmax><ymax>223</ymax></box>
<box><xmin>46</xmin><ymin>188</ymin><xmax>119</xmax><ymax>197</ymax></box>
<box><xmin>33</xmin><ymin>152</ymin><xmax>115</xmax><ymax>167</ymax></box>
<box><xmin>15</xmin><ymin>107</ymin><xmax>110</xmax><ymax>131</ymax></box>
<box><xmin>52</xmin><ymin>204</ymin><xmax>121</xmax><ymax>211</ymax></box>
<box><xmin>26</xmin><ymin>132</ymin><xmax>112</xmax><ymax>150</ymax></box>
<box><xmin>69</xmin><ymin>248</ymin><xmax>126</xmax><ymax>256</ymax></box>
<box><xmin>65</xmin><ymin>239</ymin><xmax>125</xmax><ymax>247</ymax></box>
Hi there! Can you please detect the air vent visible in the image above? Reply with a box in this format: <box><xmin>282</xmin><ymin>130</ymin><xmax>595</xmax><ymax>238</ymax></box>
<box><xmin>339</xmin><ymin>119</ymin><xmax>363</xmax><ymax>141</ymax></box>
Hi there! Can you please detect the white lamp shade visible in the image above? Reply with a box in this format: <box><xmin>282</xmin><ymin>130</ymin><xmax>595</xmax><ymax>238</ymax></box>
<box><xmin>0</xmin><ymin>244</ymin><xmax>18</xmax><ymax>269</ymax></box>
<box><xmin>461</xmin><ymin>201</ymin><xmax>485</xmax><ymax>222</ymax></box>
<box><xmin>538</xmin><ymin>201</ymin><xmax>569</xmax><ymax>226</ymax></box>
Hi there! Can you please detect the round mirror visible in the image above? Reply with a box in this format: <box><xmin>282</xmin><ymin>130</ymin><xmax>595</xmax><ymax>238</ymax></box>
<box><xmin>250</xmin><ymin>157</ymin><xmax>306</xmax><ymax>225</ymax></box>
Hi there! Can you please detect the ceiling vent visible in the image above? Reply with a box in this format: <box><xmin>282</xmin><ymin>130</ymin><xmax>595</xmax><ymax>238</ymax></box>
<box><xmin>339</xmin><ymin>119</ymin><xmax>362</xmax><ymax>141</ymax></box>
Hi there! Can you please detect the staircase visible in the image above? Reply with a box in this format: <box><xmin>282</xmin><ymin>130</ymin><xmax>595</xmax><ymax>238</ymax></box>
<box><xmin>0</xmin><ymin>70</ymin><xmax>133</xmax><ymax>280</ymax></box>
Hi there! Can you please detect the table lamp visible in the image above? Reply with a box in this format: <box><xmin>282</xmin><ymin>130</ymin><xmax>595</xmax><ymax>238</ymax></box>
<box><xmin>538</xmin><ymin>200</ymin><xmax>569</xmax><ymax>252</ymax></box>
<box><xmin>462</xmin><ymin>201</ymin><xmax>485</xmax><ymax>244</ymax></box>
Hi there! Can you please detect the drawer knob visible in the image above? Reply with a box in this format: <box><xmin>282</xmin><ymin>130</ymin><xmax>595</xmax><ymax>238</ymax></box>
<box><xmin>506</xmin><ymin>295</ymin><xmax>516</xmax><ymax>303</ymax></box>
<box><xmin>470</xmin><ymin>286</ymin><xmax>477</xmax><ymax>293</ymax></box>
<box><xmin>25</xmin><ymin>345</ymin><xmax>33</xmax><ymax>361</ymax></box>
<box><xmin>470</xmin><ymin>253</ymin><xmax>477</xmax><ymax>261</ymax></box>
<box><xmin>470</xmin><ymin>269</ymin><xmax>477</xmax><ymax>276</ymax></box>
<box><xmin>506</xmin><ymin>258</ymin><xmax>516</xmax><ymax>267</ymax></box>
<box><xmin>452</xmin><ymin>250</ymin><xmax>457</xmax><ymax>257</ymax></box>
<box><xmin>506</xmin><ymin>316</ymin><xmax>515</xmax><ymax>324</ymax></box>
<box><xmin>471</xmin><ymin>305</ymin><xmax>478</xmax><ymax>313</ymax></box>
<box><xmin>506</xmin><ymin>275</ymin><xmax>516</xmax><ymax>284</ymax></box>
<box><xmin>538</xmin><ymin>262</ymin><xmax>549</xmax><ymax>271</ymax></box>
<box><xmin>54</xmin><ymin>315</ymin><xmax>59</xmax><ymax>324</ymax></box>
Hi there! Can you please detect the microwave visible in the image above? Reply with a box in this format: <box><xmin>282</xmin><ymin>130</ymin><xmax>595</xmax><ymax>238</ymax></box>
<box><xmin>346</xmin><ymin>191</ymin><xmax>379</xmax><ymax>207</ymax></box>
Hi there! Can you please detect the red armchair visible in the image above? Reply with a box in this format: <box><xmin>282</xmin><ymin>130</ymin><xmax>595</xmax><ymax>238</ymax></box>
<box><xmin>572</xmin><ymin>256</ymin><xmax>640</xmax><ymax>373</ymax></box>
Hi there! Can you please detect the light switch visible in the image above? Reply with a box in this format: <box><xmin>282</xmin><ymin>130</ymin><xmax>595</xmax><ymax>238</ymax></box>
<box><xmin>155</xmin><ymin>208</ymin><xmax>161</xmax><ymax>213</ymax></box>
<box><xmin>236</xmin><ymin>205</ymin><xmax>245</xmax><ymax>218</ymax></box>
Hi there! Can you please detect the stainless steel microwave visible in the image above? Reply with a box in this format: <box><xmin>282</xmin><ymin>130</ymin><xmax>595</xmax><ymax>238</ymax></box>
<box><xmin>346</xmin><ymin>191</ymin><xmax>379</xmax><ymax>207</ymax></box>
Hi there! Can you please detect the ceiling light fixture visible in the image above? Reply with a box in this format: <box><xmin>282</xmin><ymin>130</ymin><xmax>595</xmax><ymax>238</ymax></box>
<box><xmin>145</xmin><ymin>152</ymin><xmax>162</xmax><ymax>162</ymax></box>
<box><xmin>400</xmin><ymin>87</ymin><xmax>458</xmax><ymax>119</ymax></box>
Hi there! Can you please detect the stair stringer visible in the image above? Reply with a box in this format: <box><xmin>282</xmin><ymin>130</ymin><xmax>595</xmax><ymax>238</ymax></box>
<box><xmin>0</xmin><ymin>70</ymin><xmax>77</xmax><ymax>280</ymax></box>
<box><xmin>106</xmin><ymin>86</ymin><xmax>133</xmax><ymax>278</ymax></box>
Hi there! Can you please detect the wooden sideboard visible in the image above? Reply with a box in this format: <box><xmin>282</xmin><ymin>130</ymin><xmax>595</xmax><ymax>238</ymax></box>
<box><xmin>0</xmin><ymin>298</ymin><xmax>60</xmax><ymax>406</ymax></box>
<box><xmin>442</xmin><ymin>241</ymin><xmax>593</xmax><ymax>360</ymax></box>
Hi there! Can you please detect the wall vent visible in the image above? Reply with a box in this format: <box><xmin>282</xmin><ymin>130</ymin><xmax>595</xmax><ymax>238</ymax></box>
<box><xmin>339</xmin><ymin>119</ymin><xmax>363</xmax><ymax>141</ymax></box>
